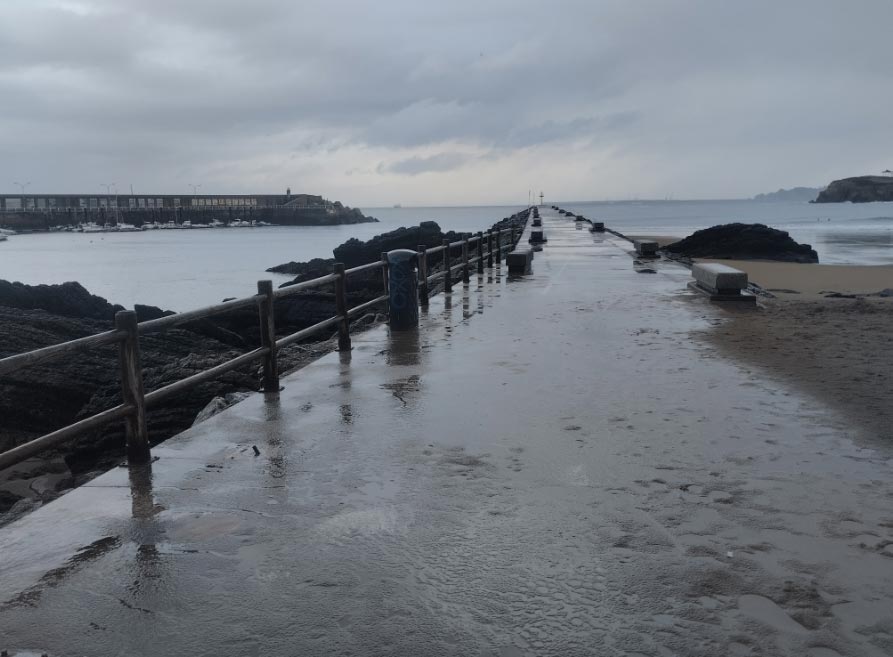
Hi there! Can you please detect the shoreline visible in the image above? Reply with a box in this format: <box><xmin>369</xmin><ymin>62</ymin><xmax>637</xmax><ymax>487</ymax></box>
<box><xmin>699</xmin><ymin>296</ymin><xmax>893</xmax><ymax>445</ymax></box>
<box><xmin>697</xmin><ymin>258</ymin><xmax>893</xmax><ymax>299</ymax></box>
<box><xmin>629</xmin><ymin>233</ymin><xmax>893</xmax><ymax>298</ymax></box>
<box><xmin>629</xmin><ymin>232</ymin><xmax>893</xmax><ymax>441</ymax></box>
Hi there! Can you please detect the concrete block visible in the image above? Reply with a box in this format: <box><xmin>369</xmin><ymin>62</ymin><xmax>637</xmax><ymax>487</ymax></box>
<box><xmin>634</xmin><ymin>240</ymin><xmax>658</xmax><ymax>256</ymax></box>
<box><xmin>691</xmin><ymin>263</ymin><xmax>748</xmax><ymax>294</ymax></box>
<box><xmin>532</xmin><ymin>218</ymin><xmax>542</xmax><ymax>227</ymax></box>
<box><xmin>590</xmin><ymin>222</ymin><xmax>605</xmax><ymax>232</ymax></box>
<box><xmin>507</xmin><ymin>248</ymin><xmax>533</xmax><ymax>274</ymax></box>
<box><xmin>529</xmin><ymin>229</ymin><xmax>547</xmax><ymax>243</ymax></box>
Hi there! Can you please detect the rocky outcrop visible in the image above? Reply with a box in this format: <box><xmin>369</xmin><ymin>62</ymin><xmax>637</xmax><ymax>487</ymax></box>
<box><xmin>267</xmin><ymin>257</ymin><xmax>333</xmax><ymax>276</ymax></box>
<box><xmin>665</xmin><ymin>223</ymin><xmax>818</xmax><ymax>263</ymax></box>
<box><xmin>0</xmin><ymin>280</ymin><xmax>124</xmax><ymax>320</ymax></box>
<box><xmin>814</xmin><ymin>176</ymin><xmax>893</xmax><ymax>203</ymax></box>
<box><xmin>332</xmin><ymin>221</ymin><xmax>468</xmax><ymax>267</ymax></box>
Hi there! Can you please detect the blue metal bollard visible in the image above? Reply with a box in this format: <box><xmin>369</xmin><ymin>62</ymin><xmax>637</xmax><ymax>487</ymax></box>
<box><xmin>387</xmin><ymin>249</ymin><xmax>419</xmax><ymax>330</ymax></box>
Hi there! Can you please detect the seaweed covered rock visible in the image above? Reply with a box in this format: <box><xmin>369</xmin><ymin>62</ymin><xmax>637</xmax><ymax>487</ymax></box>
<box><xmin>665</xmin><ymin>223</ymin><xmax>818</xmax><ymax>263</ymax></box>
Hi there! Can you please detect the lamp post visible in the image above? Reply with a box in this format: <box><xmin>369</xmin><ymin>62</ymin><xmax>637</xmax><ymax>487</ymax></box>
<box><xmin>188</xmin><ymin>184</ymin><xmax>202</xmax><ymax>217</ymax></box>
<box><xmin>13</xmin><ymin>181</ymin><xmax>30</xmax><ymax>210</ymax></box>
<box><xmin>102</xmin><ymin>183</ymin><xmax>119</xmax><ymax>225</ymax></box>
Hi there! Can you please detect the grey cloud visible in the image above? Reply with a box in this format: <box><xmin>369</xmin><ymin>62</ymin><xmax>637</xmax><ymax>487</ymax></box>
<box><xmin>385</xmin><ymin>153</ymin><xmax>473</xmax><ymax>176</ymax></box>
<box><xmin>1</xmin><ymin>0</ymin><xmax>892</xmax><ymax>200</ymax></box>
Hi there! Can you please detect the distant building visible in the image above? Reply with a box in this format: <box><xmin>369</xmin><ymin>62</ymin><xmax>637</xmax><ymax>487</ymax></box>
<box><xmin>0</xmin><ymin>193</ymin><xmax>326</xmax><ymax>212</ymax></box>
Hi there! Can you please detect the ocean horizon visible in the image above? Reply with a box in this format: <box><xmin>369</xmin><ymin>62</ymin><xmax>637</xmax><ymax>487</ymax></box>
<box><xmin>1</xmin><ymin>198</ymin><xmax>891</xmax><ymax>311</ymax></box>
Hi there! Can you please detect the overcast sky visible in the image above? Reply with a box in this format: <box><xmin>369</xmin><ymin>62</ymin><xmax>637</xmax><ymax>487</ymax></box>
<box><xmin>1</xmin><ymin>0</ymin><xmax>891</xmax><ymax>206</ymax></box>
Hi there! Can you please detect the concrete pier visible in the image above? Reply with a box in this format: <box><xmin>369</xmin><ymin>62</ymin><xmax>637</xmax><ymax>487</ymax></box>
<box><xmin>1</xmin><ymin>208</ymin><xmax>892</xmax><ymax>656</ymax></box>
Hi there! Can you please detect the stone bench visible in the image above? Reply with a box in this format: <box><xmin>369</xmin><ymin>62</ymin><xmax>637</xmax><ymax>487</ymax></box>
<box><xmin>633</xmin><ymin>240</ymin><xmax>658</xmax><ymax>256</ymax></box>
<box><xmin>691</xmin><ymin>263</ymin><xmax>748</xmax><ymax>294</ymax></box>
<box><xmin>590</xmin><ymin>222</ymin><xmax>605</xmax><ymax>232</ymax></box>
<box><xmin>507</xmin><ymin>248</ymin><xmax>533</xmax><ymax>274</ymax></box>
<box><xmin>529</xmin><ymin>229</ymin><xmax>547</xmax><ymax>243</ymax></box>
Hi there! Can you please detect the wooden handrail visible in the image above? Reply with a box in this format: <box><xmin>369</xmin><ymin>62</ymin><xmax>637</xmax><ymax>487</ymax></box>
<box><xmin>0</xmin><ymin>403</ymin><xmax>134</xmax><ymax>471</ymax></box>
<box><xmin>0</xmin><ymin>214</ymin><xmax>532</xmax><ymax>470</ymax></box>
<box><xmin>138</xmin><ymin>295</ymin><xmax>261</xmax><ymax>335</ymax></box>
<box><xmin>144</xmin><ymin>347</ymin><xmax>271</xmax><ymax>407</ymax></box>
<box><xmin>0</xmin><ymin>329</ymin><xmax>125</xmax><ymax>376</ymax></box>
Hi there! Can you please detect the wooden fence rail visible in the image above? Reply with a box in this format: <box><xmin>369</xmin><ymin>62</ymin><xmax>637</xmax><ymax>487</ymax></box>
<box><xmin>0</xmin><ymin>221</ymin><xmax>526</xmax><ymax>471</ymax></box>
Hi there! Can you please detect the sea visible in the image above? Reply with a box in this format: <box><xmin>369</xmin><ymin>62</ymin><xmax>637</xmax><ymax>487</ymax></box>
<box><xmin>1</xmin><ymin>199</ymin><xmax>891</xmax><ymax>311</ymax></box>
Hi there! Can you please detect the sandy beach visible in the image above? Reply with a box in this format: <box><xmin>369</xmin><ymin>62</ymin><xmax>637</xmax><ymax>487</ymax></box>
<box><xmin>698</xmin><ymin>259</ymin><xmax>893</xmax><ymax>299</ymax></box>
<box><xmin>699</xmin><ymin>296</ymin><xmax>893</xmax><ymax>443</ymax></box>
<box><xmin>630</xmin><ymin>234</ymin><xmax>893</xmax><ymax>441</ymax></box>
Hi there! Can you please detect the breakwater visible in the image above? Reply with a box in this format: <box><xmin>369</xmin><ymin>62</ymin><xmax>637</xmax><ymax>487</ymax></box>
<box><xmin>0</xmin><ymin>205</ymin><xmax>376</xmax><ymax>231</ymax></box>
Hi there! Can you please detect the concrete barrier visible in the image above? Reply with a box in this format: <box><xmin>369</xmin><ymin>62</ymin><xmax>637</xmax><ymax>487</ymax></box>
<box><xmin>532</xmin><ymin>218</ymin><xmax>542</xmax><ymax>227</ymax></box>
<box><xmin>529</xmin><ymin>229</ymin><xmax>547</xmax><ymax>243</ymax></box>
<box><xmin>688</xmin><ymin>263</ymin><xmax>755</xmax><ymax>304</ymax></box>
<box><xmin>507</xmin><ymin>248</ymin><xmax>533</xmax><ymax>274</ymax></box>
<box><xmin>633</xmin><ymin>240</ymin><xmax>658</xmax><ymax>256</ymax></box>
<box><xmin>691</xmin><ymin>263</ymin><xmax>747</xmax><ymax>294</ymax></box>
<box><xmin>590</xmin><ymin>222</ymin><xmax>605</xmax><ymax>232</ymax></box>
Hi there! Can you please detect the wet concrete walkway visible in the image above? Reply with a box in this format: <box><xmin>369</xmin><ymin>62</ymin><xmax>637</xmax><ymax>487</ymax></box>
<box><xmin>2</xmin><ymin>209</ymin><xmax>893</xmax><ymax>656</ymax></box>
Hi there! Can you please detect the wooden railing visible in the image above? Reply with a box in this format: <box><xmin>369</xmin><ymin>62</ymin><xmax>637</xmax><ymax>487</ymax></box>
<box><xmin>0</xmin><ymin>221</ymin><xmax>526</xmax><ymax>471</ymax></box>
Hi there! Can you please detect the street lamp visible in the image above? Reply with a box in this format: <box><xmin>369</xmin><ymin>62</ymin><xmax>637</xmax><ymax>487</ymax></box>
<box><xmin>101</xmin><ymin>183</ymin><xmax>119</xmax><ymax>224</ymax></box>
<box><xmin>13</xmin><ymin>181</ymin><xmax>31</xmax><ymax>211</ymax></box>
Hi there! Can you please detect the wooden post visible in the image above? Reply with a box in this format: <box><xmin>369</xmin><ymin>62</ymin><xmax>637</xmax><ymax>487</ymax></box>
<box><xmin>380</xmin><ymin>251</ymin><xmax>389</xmax><ymax>296</ymax></box>
<box><xmin>510</xmin><ymin>223</ymin><xmax>516</xmax><ymax>246</ymax></box>
<box><xmin>462</xmin><ymin>238</ymin><xmax>470</xmax><ymax>285</ymax></box>
<box><xmin>257</xmin><ymin>280</ymin><xmax>279</xmax><ymax>391</ymax></box>
<box><xmin>442</xmin><ymin>238</ymin><xmax>452</xmax><ymax>293</ymax></box>
<box><xmin>487</xmin><ymin>230</ymin><xmax>494</xmax><ymax>268</ymax></box>
<box><xmin>417</xmin><ymin>245</ymin><xmax>429</xmax><ymax>307</ymax></box>
<box><xmin>476</xmin><ymin>232</ymin><xmax>484</xmax><ymax>275</ymax></box>
<box><xmin>333</xmin><ymin>264</ymin><xmax>351</xmax><ymax>352</ymax></box>
<box><xmin>495</xmin><ymin>230</ymin><xmax>502</xmax><ymax>265</ymax></box>
<box><xmin>115</xmin><ymin>310</ymin><xmax>149</xmax><ymax>464</ymax></box>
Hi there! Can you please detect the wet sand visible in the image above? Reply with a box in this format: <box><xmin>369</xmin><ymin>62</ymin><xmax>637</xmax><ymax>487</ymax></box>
<box><xmin>699</xmin><ymin>297</ymin><xmax>893</xmax><ymax>444</ymax></box>
<box><xmin>698</xmin><ymin>259</ymin><xmax>893</xmax><ymax>299</ymax></box>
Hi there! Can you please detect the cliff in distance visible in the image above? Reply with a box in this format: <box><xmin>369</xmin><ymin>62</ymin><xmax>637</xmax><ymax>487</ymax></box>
<box><xmin>753</xmin><ymin>187</ymin><xmax>822</xmax><ymax>202</ymax></box>
<box><xmin>814</xmin><ymin>176</ymin><xmax>893</xmax><ymax>203</ymax></box>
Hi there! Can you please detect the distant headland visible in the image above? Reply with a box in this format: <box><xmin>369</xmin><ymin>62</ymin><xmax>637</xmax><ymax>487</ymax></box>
<box><xmin>814</xmin><ymin>175</ymin><xmax>893</xmax><ymax>203</ymax></box>
<box><xmin>0</xmin><ymin>189</ymin><xmax>378</xmax><ymax>232</ymax></box>
<box><xmin>752</xmin><ymin>187</ymin><xmax>822</xmax><ymax>202</ymax></box>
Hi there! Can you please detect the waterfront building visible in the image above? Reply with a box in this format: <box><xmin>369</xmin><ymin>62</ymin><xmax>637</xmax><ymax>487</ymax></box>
<box><xmin>0</xmin><ymin>192</ymin><xmax>325</xmax><ymax>213</ymax></box>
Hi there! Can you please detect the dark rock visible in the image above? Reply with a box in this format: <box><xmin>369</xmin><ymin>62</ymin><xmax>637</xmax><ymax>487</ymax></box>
<box><xmin>665</xmin><ymin>223</ymin><xmax>819</xmax><ymax>263</ymax></box>
<box><xmin>0</xmin><ymin>490</ymin><xmax>22</xmax><ymax>514</ymax></box>
<box><xmin>134</xmin><ymin>304</ymin><xmax>172</xmax><ymax>322</ymax></box>
<box><xmin>814</xmin><ymin>176</ymin><xmax>893</xmax><ymax>203</ymax></box>
<box><xmin>332</xmin><ymin>222</ymin><xmax>467</xmax><ymax>268</ymax></box>
<box><xmin>267</xmin><ymin>257</ymin><xmax>334</xmax><ymax>277</ymax></box>
<box><xmin>0</xmin><ymin>280</ymin><xmax>123</xmax><ymax>320</ymax></box>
